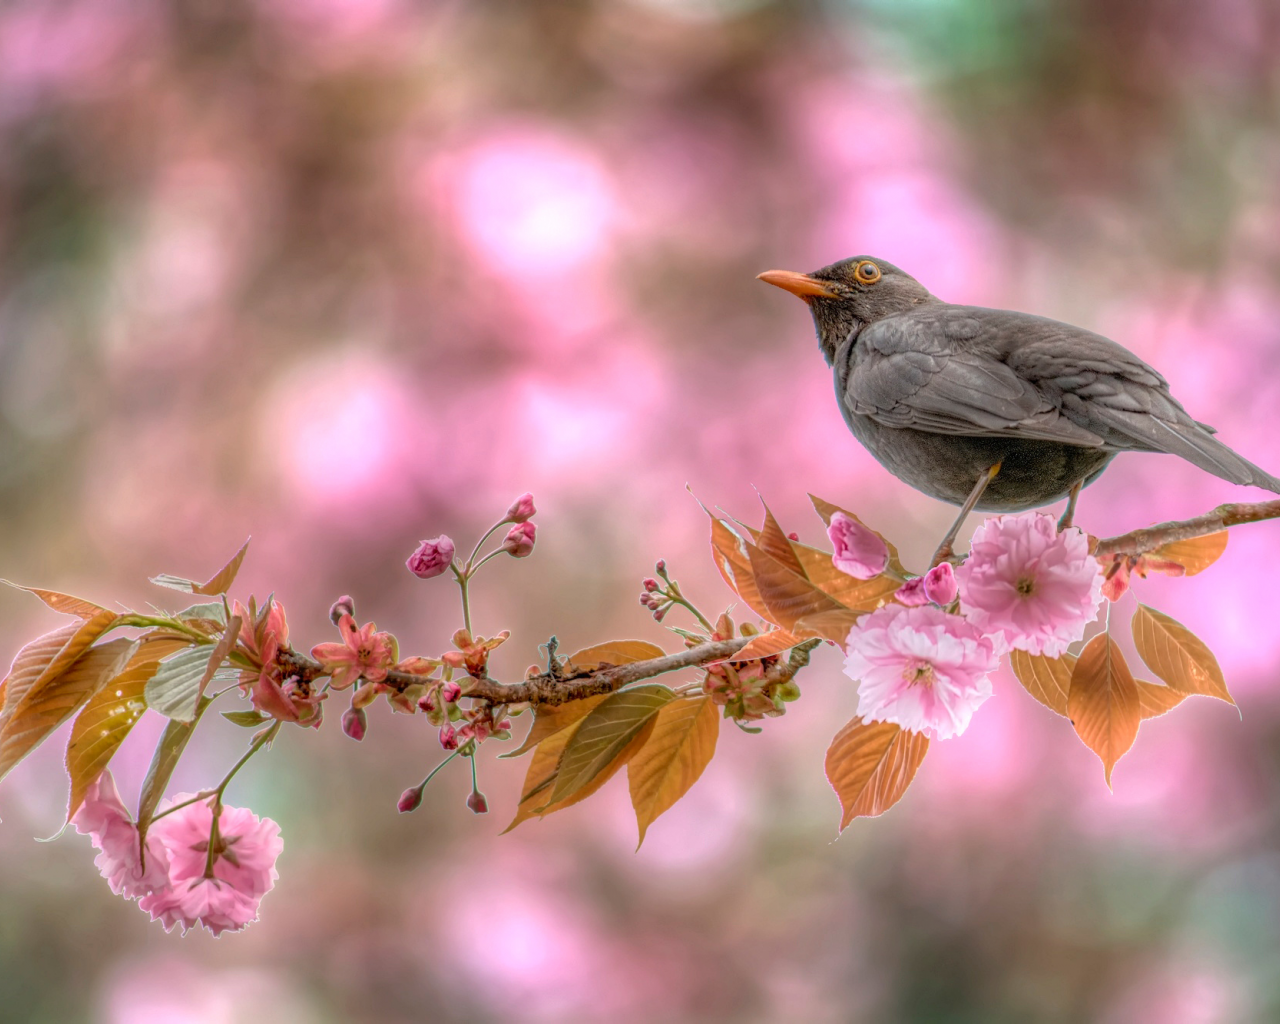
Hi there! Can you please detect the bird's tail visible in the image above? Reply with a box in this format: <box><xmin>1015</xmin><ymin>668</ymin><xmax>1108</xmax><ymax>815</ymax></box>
<box><xmin>1150</xmin><ymin>418</ymin><xmax>1280</xmax><ymax>494</ymax></box>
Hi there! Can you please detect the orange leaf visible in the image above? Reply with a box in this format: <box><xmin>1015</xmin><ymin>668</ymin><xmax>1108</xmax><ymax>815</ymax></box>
<box><xmin>1131</xmin><ymin>604</ymin><xmax>1233</xmax><ymax>705</ymax></box>
<box><xmin>504</xmin><ymin>693</ymin><xmax>610</xmax><ymax>758</ymax></box>
<box><xmin>1009</xmin><ymin>650</ymin><xmax>1074</xmax><ymax>717</ymax></box>
<box><xmin>1152</xmin><ymin>532</ymin><xmax>1228</xmax><ymax>576</ymax></box>
<box><xmin>549</xmin><ymin>684</ymin><xmax>675</xmax><ymax>803</ymax></box>
<box><xmin>756</xmin><ymin>502</ymin><xmax>807</xmax><ymax>579</ymax></box>
<box><xmin>627</xmin><ymin>695</ymin><xmax>719</xmax><ymax>846</ymax></box>
<box><xmin>792</xmin><ymin>609</ymin><xmax>861</xmax><ymax>646</ymax></box>
<box><xmin>149</xmin><ymin>538</ymin><xmax>251</xmax><ymax>595</ymax></box>
<box><xmin>566</xmin><ymin>640</ymin><xmax>665</xmax><ymax>672</ymax></box>
<box><xmin>1067</xmin><ymin>633</ymin><xmax>1141</xmax><ymax>786</ymax></box>
<box><xmin>1136</xmin><ymin>680</ymin><xmax>1189</xmax><ymax>720</ymax></box>
<box><xmin>0</xmin><ymin>638</ymin><xmax>137</xmax><ymax>783</ymax></box>
<box><xmin>3</xmin><ymin>583</ymin><xmax>108</xmax><ymax>620</ymax></box>
<box><xmin>709</xmin><ymin>517</ymin><xmax>771</xmax><ymax>619</ymax></box>
<box><xmin>64</xmin><ymin>635</ymin><xmax>190</xmax><ymax>821</ymax></box>
<box><xmin>1</xmin><ymin>610</ymin><xmax>118</xmax><ymax>724</ymax></box>
<box><xmin>824</xmin><ymin>716</ymin><xmax>929</xmax><ymax>829</ymax></box>
<box><xmin>746</xmin><ymin>541</ymin><xmax>848</xmax><ymax>632</ymax></box>
<box><xmin>725</xmin><ymin>629</ymin><xmax>804</xmax><ymax>662</ymax></box>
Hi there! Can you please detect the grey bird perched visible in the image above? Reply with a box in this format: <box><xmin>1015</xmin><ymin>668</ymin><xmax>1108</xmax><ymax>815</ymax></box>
<box><xmin>759</xmin><ymin>256</ymin><xmax>1280</xmax><ymax>559</ymax></box>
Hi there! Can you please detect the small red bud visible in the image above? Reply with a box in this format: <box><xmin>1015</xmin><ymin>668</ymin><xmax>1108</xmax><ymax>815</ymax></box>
<box><xmin>398</xmin><ymin>785</ymin><xmax>424</xmax><ymax>813</ymax></box>
<box><xmin>655</xmin><ymin>559</ymin><xmax>666</xmax><ymax>574</ymax></box>
<box><xmin>506</xmin><ymin>492</ymin><xmax>537</xmax><ymax>523</ymax></box>
<box><xmin>417</xmin><ymin>691</ymin><xmax>438</xmax><ymax>714</ymax></box>
<box><xmin>498</xmin><ymin>719</ymin><xmax>512</xmax><ymax>732</ymax></box>
<box><xmin>501</xmin><ymin>521</ymin><xmax>536</xmax><ymax>558</ymax></box>
<box><xmin>441</xmin><ymin>681</ymin><xmax>462</xmax><ymax>704</ymax></box>
<box><xmin>787</xmin><ymin>532</ymin><xmax>799</xmax><ymax>541</ymax></box>
<box><xmin>467</xmin><ymin>790</ymin><xmax>488</xmax><ymax>814</ymax></box>
<box><xmin>652</xmin><ymin>606</ymin><xmax>668</xmax><ymax>622</ymax></box>
<box><xmin>439</xmin><ymin>725</ymin><xmax>458</xmax><ymax>750</ymax></box>
<box><xmin>329</xmin><ymin>595</ymin><xmax>355</xmax><ymax>625</ymax></box>
<box><xmin>643</xmin><ymin>577</ymin><xmax>659</xmax><ymax>592</ymax></box>
<box><xmin>341</xmin><ymin>706</ymin><xmax>367</xmax><ymax>741</ymax></box>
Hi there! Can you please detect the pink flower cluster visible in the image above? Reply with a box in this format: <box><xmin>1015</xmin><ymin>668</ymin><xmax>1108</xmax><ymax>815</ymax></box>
<box><xmin>72</xmin><ymin>772</ymin><xmax>282</xmax><ymax>937</ymax></box>
<box><xmin>956</xmin><ymin>512</ymin><xmax>1104</xmax><ymax>657</ymax></box>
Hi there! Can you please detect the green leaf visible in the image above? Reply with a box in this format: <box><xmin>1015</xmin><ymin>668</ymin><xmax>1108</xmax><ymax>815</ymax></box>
<box><xmin>136</xmin><ymin>707</ymin><xmax>206</xmax><ymax>840</ymax></box>
<box><xmin>144</xmin><ymin>647</ymin><xmax>217</xmax><ymax>722</ymax></box>
<box><xmin>549</xmin><ymin>684</ymin><xmax>676</xmax><ymax>804</ymax></box>
<box><xmin>150</xmin><ymin>538</ymin><xmax>250</xmax><ymax>596</ymax></box>
<box><xmin>177</xmin><ymin>602</ymin><xmax>228</xmax><ymax>626</ymax></box>
<box><xmin>222</xmin><ymin>709</ymin><xmax>268</xmax><ymax>727</ymax></box>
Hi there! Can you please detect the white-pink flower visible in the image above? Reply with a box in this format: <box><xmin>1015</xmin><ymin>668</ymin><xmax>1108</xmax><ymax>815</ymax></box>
<box><xmin>843</xmin><ymin>604</ymin><xmax>1001</xmax><ymax>740</ymax></box>
<box><xmin>828</xmin><ymin>512</ymin><xmax>889</xmax><ymax>579</ymax></box>
<box><xmin>72</xmin><ymin>772</ymin><xmax>171</xmax><ymax>900</ymax></box>
<box><xmin>956</xmin><ymin>512</ymin><xmax>1104</xmax><ymax>657</ymax></box>
<box><xmin>138</xmin><ymin>795</ymin><xmax>283</xmax><ymax>937</ymax></box>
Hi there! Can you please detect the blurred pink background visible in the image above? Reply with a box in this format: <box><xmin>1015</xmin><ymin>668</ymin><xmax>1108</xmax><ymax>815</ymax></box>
<box><xmin>3</xmin><ymin>1</ymin><xmax>1280</xmax><ymax>1021</ymax></box>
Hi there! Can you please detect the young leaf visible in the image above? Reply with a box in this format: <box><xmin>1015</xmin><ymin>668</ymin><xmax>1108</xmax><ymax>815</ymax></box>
<box><xmin>1</xmin><ymin>610</ymin><xmax>118</xmax><ymax>723</ymax></box>
<box><xmin>64</xmin><ymin>635</ymin><xmax>189</xmax><ymax>821</ymax></box>
<box><xmin>709</xmin><ymin>517</ymin><xmax>772</xmax><ymax>619</ymax></box>
<box><xmin>548</xmin><ymin>684</ymin><xmax>676</xmax><ymax>804</ymax></box>
<box><xmin>0</xmin><ymin>638</ymin><xmax>137</xmax><ymax>784</ymax></box>
<box><xmin>136</xmin><ymin>711</ymin><xmax>204</xmax><ymax>838</ymax></box>
<box><xmin>222</xmin><ymin>710</ymin><xmax>269</xmax><ymax>727</ymax></box>
<box><xmin>565</xmin><ymin>640</ymin><xmax>665</xmax><ymax>672</ymax></box>
<box><xmin>1131</xmin><ymin>604</ymin><xmax>1233</xmax><ymax>704</ymax></box>
<box><xmin>627</xmin><ymin>695</ymin><xmax>719</xmax><ymax>846</ymax></box>
<box><xmin>503</xmin><ymin>693</ymin><xmax>610</xmax><ymax>758</ymax></box>
<box><xmin>792</xmin><ymin>608</ymin><xmax>860</xmax><ymax>646</ymax></box>
<box><xmin>3</xmin><ymin>583</ymin><xmax>108</xmax><ymax>620</ymax></box>
<box><xmin>144</xmin><ymin>648</ymin><xmax>217</xmax><ymax>722</ymax></box>
<box><xmin>1008</xmin><ymin>650</ymin><xmax>1074</xmax><ymax>717</ymax></box>
<box><xmin>757</xmin><ymin>503</ymin><xmax>808</xmax><ymax>579</ymax></box>
<box><xmin>149</xmin><ymin>537</ymin><xmax>250</xmax><ymax>596</ymax></box>
<box><xmin>824</xmin><ymin>717</ymin><xmax>929</xmax><ymax>829</ymax></box>
<box><xmin>1067</xmin><ymin>633</ymin><xmax>1141</xmax><ymax>786</ymax></box>
<box><xmin>1136</xmin><ymin>680</ymin><xmax>1189</xmax><ymax>719</ymax></box>
<box><xmin>177</xmin><ymin>601</ymin><xmax>229</xmax><ymax>626</ymax></box>
<box><xmin>725</xmin><ymin>629</ymin><xmax>804</xmax><ymax>662</ymax></box>
<box><xmin>746</xmin><ymin>542</ymin><xmax>849</xmax><ymax>632</ymax></box>
<box><xmin>1151</xmin><ymin>531</ymin><xmax>1228</xmax><ymax>576</ymax></box>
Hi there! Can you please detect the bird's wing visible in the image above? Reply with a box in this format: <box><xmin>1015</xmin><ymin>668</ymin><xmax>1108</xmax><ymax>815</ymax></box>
<box><xmin>841</xmin><ymin>310</ymin><xmax>1108</xmax><ymax>446</ymax></box>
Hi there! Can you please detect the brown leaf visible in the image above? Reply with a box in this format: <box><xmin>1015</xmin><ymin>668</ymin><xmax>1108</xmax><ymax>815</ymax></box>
<box><xmin>746</xmin><ymin>541</ymin><xmax>849</xmax><ymax>632</ymax></box>
<box><xmin>792</xmin><ymin>609</ymin><xmax>861</xmax><ymax>646</ymax></box>
<box><xmin>756</xmin><ymin>502</ymin><xmax>808</xmax><ymax>579</ymax></box>
<box><xmin>0</xmin><ymin>638</ymin><xmax>138</xmax><ymax>783</ymax></box>
<box><xmin>3</xmin><ymin>583</ymin><xmax>108</xmax><ymax>620</ymax></box>
<box><xmin>1152</xmin><ymin>532</ymin><xmax>1228</xmax><ymax>576</ymax></box>
<box><xmin>566</xmin><ymin>640</ymin><xmax>666</xmax><ymax>672</ymax></box>
<box><xmin>627</xmin><ymin>696</ymin><xmax>720</xmax><ymax>846</ymax></box>
<box><xmin>150</xmin><ymin>537</ymin><xmax>251</xmax><ymax>595</ymax></box>
<box><xmin>725</xmin><ymin>629</ymin><xmax>804</xmax><ymax>662</ymax></box>
<box><xmin>1067</xmin><ymin>633</ymin><xmax>1141</xmax><ymax>786</ymax></box>
<box><xmin>1</xmin><ymin>610</ymin><xmax>118</xmax><ymax>725</ymax></box>
<box><xmin>64</xmin><ymin>635</ymin><xmax>190</xmax><ymax>821</ymax></box>
<box><xmin>709</xmin><ymin>517</ymin><xmax>771</xmax><ymax>619</ymax></box>
<box><xmin>824</xmin><ymin>717</ymin><xmax>929</xmax><ymax>829</ymax></box>
<box><xmin>549</xmin><ymin>684</ymin><xmax>676</xmax><ymax>804</ymax></box>
<box><xmin>790</xmin><ymin>544</ymin><xmax>899</xmax><ymax>611</ymax></box>
<box><xmin>1009</xmin><ymin>650</ymin><xmax>1074</xmax><ymax>717</ymax></box>
<box><xmin>1131</xmin><ymin>604</ymin><xmax>1233</xmax><ymax>705</ymax></box>
<box><xmin>1136</xmin><ymin>680</ymin><xmax>1189</xmax><ymax>720</ymax></box>
<box><xmin>504</xmin><ymin>693</ymin><xmax>610</xmax><ymax>758</ymax></box>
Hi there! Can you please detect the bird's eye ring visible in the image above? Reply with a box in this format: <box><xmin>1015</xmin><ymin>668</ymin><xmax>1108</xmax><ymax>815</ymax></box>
<box><xmin>855</xmin><ymin>260</ymin><xmax>881</xmax><ymax>284</ymax></box>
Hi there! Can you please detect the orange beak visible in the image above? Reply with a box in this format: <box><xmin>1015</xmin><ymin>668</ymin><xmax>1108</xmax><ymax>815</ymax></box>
<box><xmin>756</xmin><ymin>269</ymin><xmax>839</xmax><ymax>300</ymax></box>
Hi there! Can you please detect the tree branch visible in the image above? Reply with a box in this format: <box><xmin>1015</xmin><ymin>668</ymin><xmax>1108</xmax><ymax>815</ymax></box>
<box><xmin>1093</xmin><ymin>498</ymin><xmax>1280</xmax><ymax>558</ymax></box>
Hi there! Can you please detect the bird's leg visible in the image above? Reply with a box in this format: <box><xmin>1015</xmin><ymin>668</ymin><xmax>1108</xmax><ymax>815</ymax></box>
<box><xmin>1057</xmin><ymin>481</ymin><xmax>1083</xmax><ymax>532</ymax></box>
<box><xmin>931</xmin><ymin>462</ymin><xmax>1002</xmax><ymax>567</ymax></box>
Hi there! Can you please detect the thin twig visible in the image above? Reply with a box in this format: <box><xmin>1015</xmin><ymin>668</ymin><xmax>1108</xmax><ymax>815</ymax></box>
<box><xmin>1093</xmin><ymin>498</ymin><xmax>1280</xmax><ymax>558</ymax></box>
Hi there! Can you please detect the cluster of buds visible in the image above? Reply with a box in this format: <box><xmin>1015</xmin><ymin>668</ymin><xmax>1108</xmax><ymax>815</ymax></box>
<box><xmin>637</xmin><ymin>559</ymin><xmax>679</xmax><ymax>622</ymax></box>
<box><xmin>699</xmin><ymin>613</ymin><xmax>801</xmax><ymax>723</ymax></box>
<box><xmin>1099</xmin><ymin>551</ymin><xmax>1185</xmax><ymax>602</ymax></box>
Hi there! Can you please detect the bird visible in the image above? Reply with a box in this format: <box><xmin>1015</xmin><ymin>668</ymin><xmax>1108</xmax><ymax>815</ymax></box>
<box><xmin>758</xmin><ymin>255</ymin><xmax>1280</xmax><ymax>561</ymax></box>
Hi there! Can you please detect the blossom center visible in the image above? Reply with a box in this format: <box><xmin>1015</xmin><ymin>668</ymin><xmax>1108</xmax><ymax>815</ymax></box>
<box><xmin>1015</xmin><ymin>575</ymin><xmax>1036</xmax><ymax>596</ymax></box>
<box><xmin>901</xmin><ymin>658</ymin><xmax>935</xmax><ymax>688</ymax></box>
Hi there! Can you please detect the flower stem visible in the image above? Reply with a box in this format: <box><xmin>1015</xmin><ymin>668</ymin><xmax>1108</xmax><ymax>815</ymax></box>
<box><xmin>455</xmin><ymin>569</ymin><xmax>473</xmax><ymax>636</ymax></box>
<box><xmin>420</xmin><ymin>750</ymin><xmax>459</xmax><ymax>790</ymax></box>
<box><xmin>466</xmin><ymin>519</ymin><xmax>509</xmax><ymax>572</ymax></box>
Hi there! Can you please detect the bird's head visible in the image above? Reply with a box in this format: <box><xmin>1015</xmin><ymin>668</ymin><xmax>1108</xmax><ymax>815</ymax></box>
<box><xmin>757</xmin><ymin>256</ymin><xmax>933</xmax><ymax>364</ymax></box>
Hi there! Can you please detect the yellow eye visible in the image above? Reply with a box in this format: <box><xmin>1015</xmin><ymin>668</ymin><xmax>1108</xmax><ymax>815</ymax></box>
<box><xmin>855</xmin><ymin>260</ymin><xmax>881</xmax><ymax>284</ymax></box>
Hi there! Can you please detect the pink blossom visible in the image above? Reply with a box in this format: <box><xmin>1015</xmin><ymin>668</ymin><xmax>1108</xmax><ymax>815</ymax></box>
<box><xmin>72</xmin><ymin>772</ymin><xmax>171</xmax><ymax>900</ymax></box>
<box><xmin>467</xmin><ymin>790</ymin><xmax>489</xmax><ymax>814</ymax></box>
<box><xmin>398</xmin><ymin>784</ymin><xmax>424</xmax><ymax>813</ymax></box>
<box><xmin>956</xmin><ymin>512</ymin><xmax>1104</xmax><ymax>657</ymax></box>
<box><xmin>342</xmin><ymin>705</ymin><xmax>367</xmax><ymax>741</ymax></box>
<box><xmin>894</xmin><ymin>563</ymin><xmax>958</xmax><ymax>607</ymax></box>
<box><xmin>843</xmin><ymin>604</ymin><xmax>1001</xmax><ymax>740</ymax></box>
<box><xmin>139</xmin><ymin>796</ymin><xmax>283</xmax><ymax>937</ymax></box>
<box><xmin>406</xmin><ymin>535</ymin><xmax>455</xmax><ymax>579</ymax></box>
<box><xmin>828</xmin><ymin>512</ymin><xmax>889</xmax><ymax>579</ymax></box>
<box><xmin>506</xmin><ymin>492</ymin><xmax>537</xmax><ymax>523</ymax></box>
<box><xmin>502</xmin><ymin>521</ymin><xmax>536</xmax><ymax>558</ymax></box>
<box><xmin>311</xmin><ymin>612</ymin><xmax>398</xmax><ymax>689</ymax></box>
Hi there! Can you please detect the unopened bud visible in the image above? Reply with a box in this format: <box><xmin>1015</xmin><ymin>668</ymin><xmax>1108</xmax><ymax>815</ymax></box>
<box><xmin>655</xmin><ymin>559</ymin><xmax>666</xmax><ymax>575</ymax></box>
<box><xmin>398</xmin><ymin>785</ymin><xmax>424</xmax><ymax>813</ymax></box>
<box><xmin>652</xmin><ymin>606</ymin><xmax>668</xmax><ymax>622</ymax></box>
<box><xmin>467</xmin><ymin>790</ymin><xmax>489</xmax><ymax>814</ymax></box>
<box><xmin>341</xmin><ymin>706</ymin><xmax>367</xmax><ymax>741</ymax></box>
<box><xmin>439</xmin><ymin>725</ymin><xmax>458</xmax><ymax>750</ymax></box>
<box><xmin>643</xmin><ymin>577</ymin><xmax>659</xmax><ymax>592</ymax></box>
<box><xmin>441</xmin><ymin>681</ymin><xmax>462</xmax><ymax>704</ymax></box>
<box><xmin>505</xmin><ymin>492</ymin><xmax>537</xmax><ymax>523</ymax></box>
<box><xmin>787</xmin><ymin>532</ymin><xmax>799</xmax><ymax>541</ymax></box>
<box><xmin>501</xmin><ymin>521</ymin><xmax>536</xmax><ymax>558</ymax></box>
<box><xmin>417</xmin><ymin>690</ymin><xmax>438</xmax><ymax>714</ymax></box>
<box><xmin>406</xmin><ymin>535</ymin><xmax>455</xmax><ymax>579</ymax></box>
<box><xmin>329</xmin><ymin>595</ymin><xmax>355</xmax><ymax>625</ymax></box>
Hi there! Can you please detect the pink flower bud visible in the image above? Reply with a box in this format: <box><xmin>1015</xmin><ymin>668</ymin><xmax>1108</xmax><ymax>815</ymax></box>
<box><xmin>828</xmin><ymin>512</ymin><xmax>890</xmax><ymax>580</ymax></box>
<box><xmin>643</xmin><ymin>578</ymin><xmax>659</xmax><ymax>592</ymax></box>
<box><xmin>506</xmin><ymin>492</ymin><xmax>537</xmax><ymax>523</ymax></box>
<box><xmin>341</xmin><ymin>706</ymin><xmax>367</xmax><ymax>741</ymax></box>
<box><xmin>652</xmin><ymin>606</ymin><xmax>668</xmax><ymax>622</ymax></box>
<box><xmin>441</xmin><ymin>681</ymin><xmax>462</xmax><ymax>704</ymax></box>
<box><xmin>501</xmin><ymin>522</ymin><xmax>536</xmax><ymax>558</ymax></box>
<box><xmin>329</xmin><ymin>595</ymin><xmax>355</xmax><ymax>625</ymax></box>
<box><xmin>655</xmin><ymin>559</ymin><xmax>666</xmax><ymax>574</ymax></box>
<box><xmin>438</xmin><ymin>724</ymin><xmax>458</xmax><ymax>750</ymax></box>
<box><xmin>498</xmin><ymin>719</ymin><xmax>512</xmax><ymax>732</ymax></box>
<box><xmin>894</xmin><ymin>576</ymin><xmax>929</xmax><ymax>607</ymax></box>
<box><xmin>467</xmin><ymin>790</ymin><xmax>489</xmax><ymax>814</ymax></box>
<box><xmin>924</xmin><ymin>562</ymin><xmax>958</xmax><ymax>605</ymax></box>
<box><xmin>788</xmin><ymin>532</ymin><xmax>799</xmax><ymax>541</ymax></box>
<box><xmin>639</xmin><ymin>593</ymin><xmax>651</xmax><ymax>607</ymax></box>
<box><xmin>398</xmin><ymin>785</ymin><xmax>424</xmax><ymax>813</ymax></box>
<box><xmin>417</xmin><ymin>691</ymin><xmax>437</xmax><ymax>714</ymax></box>
<box><xmin>406</xmin><ymin>536</ymin><xmax>455</xmax><ymax>579</ymax></box>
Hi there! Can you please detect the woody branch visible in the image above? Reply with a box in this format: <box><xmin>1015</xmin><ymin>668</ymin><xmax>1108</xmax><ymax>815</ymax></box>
<box><xmin>1093</xmin><ymin>498</ymin><xmax>1280</xmax><ymax>558</ymax></box>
